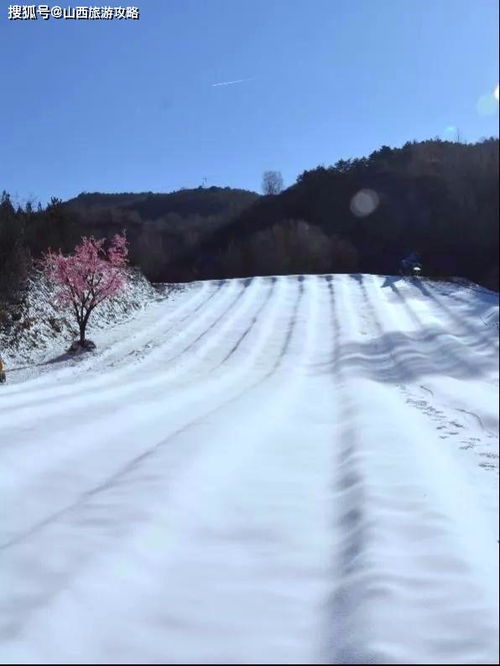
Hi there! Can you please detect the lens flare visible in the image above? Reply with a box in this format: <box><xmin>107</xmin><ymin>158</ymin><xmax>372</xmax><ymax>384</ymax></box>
<box><xmin>350</xmin><ymin>189</ymin><xmax>379</xmax><ymax>217</ymax></box>
<box><xmin>442</xmin><ymin>125</ymin><xmax>458</xmax><ymax>141</ymax></box>
<box><xmin>477</xmin><ymin>88</ymin><xmax>498</xmax><ymax>116</ymax></box>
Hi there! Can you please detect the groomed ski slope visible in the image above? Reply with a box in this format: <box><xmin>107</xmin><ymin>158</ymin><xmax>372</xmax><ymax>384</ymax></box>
<box><xmin>0</xmin><ymin>274</ymin><xmax>498</xmax><ymax>665</ymax></box>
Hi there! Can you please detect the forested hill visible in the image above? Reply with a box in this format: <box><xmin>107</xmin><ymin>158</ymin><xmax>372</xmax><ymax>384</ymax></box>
<box><xmin>64</xmin><ymin>187</ymin><xmax>260</xmax><ymax>281</ymax></box>
<box><xmin>65</xmin><ymin>187</ymin><xmax>259</xmax><ymax>221</ymax></box>
<box><xmin>190</xmin><ymin>138</ymin><xmax>499</xmax><ymax>290</ymax></box>
<box><xmin>1</xmin><ymin>138</ymin><xmax>498</xmax><ymax>301</ymax></box>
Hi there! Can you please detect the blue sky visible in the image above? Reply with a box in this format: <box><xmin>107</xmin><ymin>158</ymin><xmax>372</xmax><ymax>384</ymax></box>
<box><xmin>0</xmin><ymin>0</ymin><xmax>498</xmax><ymax>204</ymax></box>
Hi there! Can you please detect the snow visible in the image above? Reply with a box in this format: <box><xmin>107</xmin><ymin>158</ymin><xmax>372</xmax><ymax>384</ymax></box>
<box><xmin>0</xmin><ymin>274</ymin><xmax>498</xmax><ymax>664</ymax></box>
<box><xmin>0</xmin><ymin>268</ymin><xmax>161</xmax><ymax>370</ymax></box>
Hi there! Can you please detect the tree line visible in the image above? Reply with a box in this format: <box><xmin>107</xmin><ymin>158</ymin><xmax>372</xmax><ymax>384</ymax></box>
<box><xmin>192</xmin><ymin>138</ymin><xmax>499</xmax><ymax>289</ymax></box>
<box><xmin>1</xmin><ymin>137</ymin><xmax>498</xmax><ymax>317</ymax></box>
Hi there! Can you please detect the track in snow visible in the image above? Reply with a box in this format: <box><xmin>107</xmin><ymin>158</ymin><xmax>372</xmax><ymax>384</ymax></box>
<box><xmin>0</xmin><ymin>274</ymin><xmax>498</xmax><ymax>664</ymax></box>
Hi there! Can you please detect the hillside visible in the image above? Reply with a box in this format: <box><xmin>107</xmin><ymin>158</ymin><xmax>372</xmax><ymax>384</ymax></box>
<box><xmin>1</xmin><ymin>139</ymin><xmax>498</xmax><ymax>299</ymax></box>
<box><xmin>190</xmin><ymin>139</ymin><xmax>499</xmax><ymax>290</ymax></box>
<box><xmin>0</xmin><ymin>274</ymin><xmax>498</xmax><ymax>663</ymax></box>
<box><xmin>0</xmin><ymin>269</ymin><xmax>159</xmax><ymax>368</ymax></box>
<box><xmin>65</xmin><ymin>186</ymin><xmax>259</xmax><ymax>222</ymax></box>
<box><xmin>63</xmin><ymin>187</ymin><xmax>260</xmax><ymax>282</ymax></box>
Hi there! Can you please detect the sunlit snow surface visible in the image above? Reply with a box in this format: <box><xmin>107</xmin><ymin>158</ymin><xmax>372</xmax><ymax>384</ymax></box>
<box><xmin>0</xmin><ymin>274</ymin><xmax>498</xmax><ymax>664</ymax></box>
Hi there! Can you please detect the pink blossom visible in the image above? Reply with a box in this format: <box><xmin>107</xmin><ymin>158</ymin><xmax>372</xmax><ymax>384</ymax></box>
<box><xmin>41</xmin><ymin>233</ymin><xmax>129</xmax><ymax>345</ymax></box>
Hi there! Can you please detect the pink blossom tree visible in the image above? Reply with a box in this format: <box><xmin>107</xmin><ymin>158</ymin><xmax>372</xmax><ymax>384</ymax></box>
<box><xmin>41</xmin><ymin>233</ymin><xmax>128</xmax><ymax>348</ymax></box>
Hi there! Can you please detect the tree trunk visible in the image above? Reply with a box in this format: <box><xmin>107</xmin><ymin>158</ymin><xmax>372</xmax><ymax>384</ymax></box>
<box><xmin>79</xmin><ymin>320</ymin><xmax>86</xmax><ymax>345</ymax></box>
<box><xmin>79</xmin><ymin>309</ymin><xmax>93</xmax><ymax>346</ymax></box>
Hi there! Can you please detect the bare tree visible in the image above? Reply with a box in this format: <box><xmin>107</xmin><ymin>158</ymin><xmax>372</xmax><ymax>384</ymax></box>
<box><xmin>262</xmin><ymin>170</ymin><xmax>283</xmax><ymax>195</ymax></box>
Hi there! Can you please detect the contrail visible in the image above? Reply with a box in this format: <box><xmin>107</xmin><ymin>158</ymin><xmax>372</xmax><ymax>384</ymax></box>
<box><xmin>211</xmin><ymin>78</ymin><xmax>253</xmax><ymax>87</ymax></box>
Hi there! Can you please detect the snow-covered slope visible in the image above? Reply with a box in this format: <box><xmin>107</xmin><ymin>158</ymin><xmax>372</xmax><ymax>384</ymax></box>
<box><xmin>0</xmin><ymin>274</ymin><xmax>498</xmax><ymax>664</ymax></box>
<box><xmin>0</xmin><ymin>268</ymin><xmax>160</xmax><ymax>369</ymax></box>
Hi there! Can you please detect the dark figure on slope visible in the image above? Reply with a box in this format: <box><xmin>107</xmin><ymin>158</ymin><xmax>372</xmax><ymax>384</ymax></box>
<box><xmin>400</xmin><ymin>251</ymin><xmax>422</xmax><ymax>277</ymax></box>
